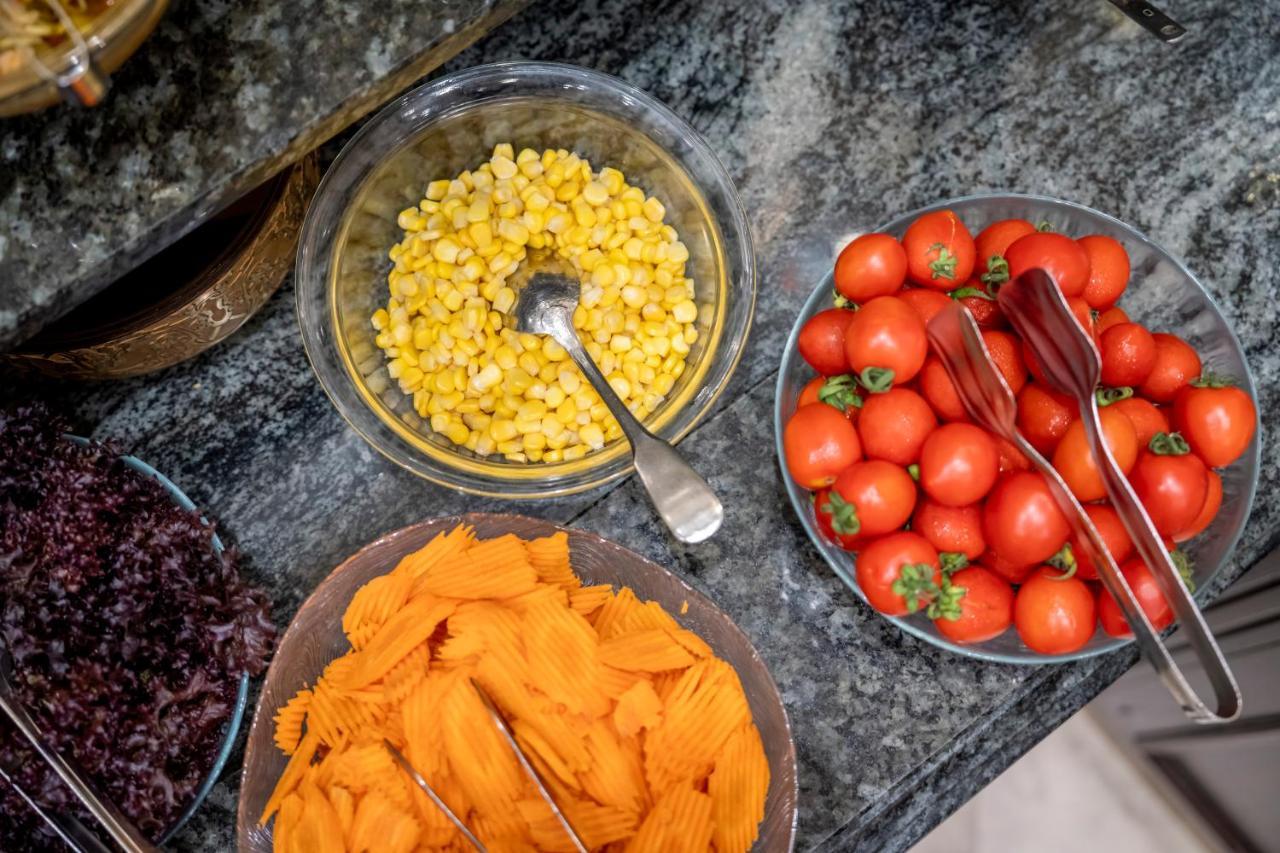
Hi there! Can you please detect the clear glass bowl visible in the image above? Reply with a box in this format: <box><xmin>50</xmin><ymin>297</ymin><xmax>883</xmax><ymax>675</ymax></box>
<box><xmin>65</xmin><ymin>438</ymin><xmax>250</xmax><ymax>842</ymax></box>
<box><xmin>296</xmin><ymin>62</ymin><xmax>756</xmax><ymax>498</ymax></box>
<box><xmin>235</xmin><ymin>513</ymin><xmax>798</xmax><ymax>851</ymax></box>
<box><xmin>774</xmin><ymin>193</ymin><xmax>1261</xmax><ymax>665</ymax></box>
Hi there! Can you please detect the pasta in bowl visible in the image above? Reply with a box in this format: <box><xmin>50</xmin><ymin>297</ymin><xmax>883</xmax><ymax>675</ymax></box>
<box><xmin>236</xmin><ymin>514</ymin><xmax>797</xmax><ymax>852</ymax></box>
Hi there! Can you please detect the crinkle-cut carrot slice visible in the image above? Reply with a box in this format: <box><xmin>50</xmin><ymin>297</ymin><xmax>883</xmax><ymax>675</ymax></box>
<box><xmin>293</xmin><ymin>780</ymin><xmax>345</xmax><ymax>853</ymax></box>
<box><xmin>525</xmin><ymin>531</ymin><xmax>579</xmax><ymax>590</ymax></box>
<box><xmin>625</xmin><ymin>786</ymin><xmax>714</xmax><ymax>853</ymax></box>
<box><xmin>612</xmin><ymin>679</ymin><xmax>663</xmax><ymax>739</ymax></box>
<box><xmin>421</xmin><ymin>534</ymin><xmax>539</xmax><ymax>599</ymax></box>
<box><xmin>504</xmin><ymin>583</ymin><xmax>569</xmax><ymax>614</ymax></box>
<box><xmin>403</xmin><ymin>668</ymin><xmax>466</xmax><ymax>780</ymax></box>
<box><xmin>519</xmin><ymin>795</ymin><xmax>640</xmax><ymax>852</ymax></box>
<box><xmin>709</xmin><ymin>721</ymin><xmax>770</xmax><ymax>853</ymax></box>
<box><xmin>380</xmin><ymin>641</ymin><xmax>431</xmax><ymax>705</ymax></box>
<box><xmin>403</xmin><ymin>525</ymin><xmax>475</xmax><ymax>596</ymax></box>
<box><xmin>326</xmin><ymin>785</ymin><xmax>355</xmax><ymax>847</ymax></box>
<box><xmin>522</xmin><ymin>596</ymin><xmax>608</xmax><ymax>718</ymax></box>
<box><xmin>271</xmin><ymin>791</ymin><xmax>304</xmax><ymax>853</ymax></box>
<box><xmin>350</xmin><ymin>789</ymin><xmax>422</xmax><ymax>853</ymax></box>
<box><xmin>261</xmin><ymin>731</ymin><xmax>319</xmax><ymax>824</ymax></box>
<box><xmin>273</xmin><ymin>688</ymin><xmax>312</xmax><ymax>755</ymax></box>
<box><xmin>599</xmin><ymin>628</ymin><xmax>697</xmax><ymax>672</ymax></box>
<box><xmin>343</xmin><ymin>597</ymin><xmax>456</xmax><ymax>690</ymax></box>
<box><xmin>592</xmin><ymin>587</ymin><xmax>644</xmax><ymax>640</ymax></box>
<box><xmin>476</xmin><ymin>655</ymin><xmax>593</xmax><ymax>775</ymax></box>
<box><xmin>643</xmin><ymin>659</ymin><xmax>751</xmax><ymax>793</ymax></box>
<box><xmin>439</xmin><ymin>673</ymin><xmax>528</xmax><ymax>833</ymax></box>
<box><xmin>598</xmin><ymin>665</ymin><xmax>649</xmax><ymax>701</ymax></box>
<box><xmin>578</xmin><ymin>718</ymin><xmax>647</xmax><ymax>815</ymax></box>
<box><xmin>438</xmin><ymin>601</ymin><xmax>527</xmax><ymax>678</ymax></box>
<box><xmin>569</xmin><ymin>583</ymin><xmax>613</xmax><ymax>618</ymax></box>
<box><xmin>611</xmin><ymin>599</ymin><xmax>713</xmax><ymax>659</ymax></box>
<box><xmin>342</xmin><ymin>569</ymin><xmax>413</xmax><ymax>649</ymax></box>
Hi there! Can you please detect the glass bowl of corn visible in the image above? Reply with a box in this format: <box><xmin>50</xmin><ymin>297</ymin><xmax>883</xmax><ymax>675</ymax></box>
<box><xmin>296</xmin><ymin>62</ymin><xmax>756</xmax><ymax>497</ymax></box>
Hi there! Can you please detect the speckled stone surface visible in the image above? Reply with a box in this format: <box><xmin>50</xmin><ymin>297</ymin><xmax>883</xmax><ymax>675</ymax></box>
<box><xmin>0</xmin><ymin>0</ymin><xmax>526</xmax><ymax>349</ymax></box>
<box><xmin>4</xmin><ymin>0</ymin><xmax>1280</xmax><ymax>851</ymax></box>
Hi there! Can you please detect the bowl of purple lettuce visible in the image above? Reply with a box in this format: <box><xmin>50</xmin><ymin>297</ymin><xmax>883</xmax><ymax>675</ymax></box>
<box><xmin>0</xmin><ymin>405</ymin><xmax>276</xmax><ymax>849</ymax></box>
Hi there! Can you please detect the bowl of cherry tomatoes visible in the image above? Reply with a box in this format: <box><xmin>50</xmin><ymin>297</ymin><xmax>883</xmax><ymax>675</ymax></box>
<box><xmin>775</xmin><ymin>193</ymin><xmax>1260</xmax><ymax>663</ymax></box>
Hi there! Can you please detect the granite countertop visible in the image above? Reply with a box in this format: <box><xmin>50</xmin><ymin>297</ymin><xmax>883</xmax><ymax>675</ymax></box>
<box><xmin>5</xmin><ymin>0</ymin><xmax>1280</xmax><ymax>850</ymax></box>
<box><xmin>0</xmin><ymin>0</ymin><xmax>527</xmax><ymax>349</ymax></box>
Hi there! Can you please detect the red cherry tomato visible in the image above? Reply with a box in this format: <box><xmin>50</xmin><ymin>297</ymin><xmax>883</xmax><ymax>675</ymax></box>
<box><xmin>994</xmin><ymin>434</ymin><xmax>1032</xmax><ymax>474</ymax></box>
<box><xmin>1078</xmin><ymin>235</ymin><xmax>1131</xmax><ymax>309</ymax></box>
<box><xmin>903</xmin><ymin>210</ymin><xmax>977</xmax><ymax>290</ymax></box>
<box><xmin>798</xmin><ymin>375</ymin><xmax>861</xmax><ymax>420</ymax></box>
<box><xmin>974</xmin><ymin>219</ymin><xmax>1037</xmax><ymax>286</ymax></box>
<box><xmin>1171</xmin><ymin>382</ymin><xmax>1258</xmax><ymax>468</ymax></box>
<box><xmin>855</xmin><ymin>532</ymin><xmax>940</xmax><ymax>616</ymax></box>
<box><xmin>1070</xmin><ymin>504</ymin><xmax>1134</xmax><ymax>581</ymax></box>
<box><xmin>857</xmin><ymin>387</ymin><xmax>937</xmax><ymax>466</ymax></box>
<box><xmin>1016</xmin><ymin>383</ymin><xmax>1077</xmax><ymax>456</ymax></box>
<box><xmin>919</xmin><ymin>423</ymin><xmax>999</xmax><ymax>506</ymax></box>
<box><xmin>1099</xmin><ymin>322</ymin><xmax>1157</xmax><ymax>388</ymax></box>
<box><xmin>983</xmin><ymin>549</ymin><xmax>1037</xmax><ymax>585</ymax></box>
<box><xmin>814</xmin><ymin>487</ymin><xmax>865</xmax><ymax>551</ymax></box>
<box><xmin>898</xmin><ymin>288</ymin><xmax>953</xmax><ymax>326</ymax></box>
<box><xmin>797</xmin><ymin>308</ymin><xmax>856</xmax><ymax>376</ymax></box>
<box><xmin>919</xmin><ymin>356</ymin><xmax>969</xmax><ymax>422</ymax></box>
<box><xmin>830</xmin><ymin>460</ymin><xmax>917</xmax><ymax>538</ymax></box>
<box><xmin>1095</xmin><ymin>306</ymin><xmax>1130</xmax><ymax>333</ymax></box>
<box><xmin>952</xmin><ymin>283</ymin><xmax>1007</xmax><ymax>329</ymax></box>
<box><xmin>834</xmin><ymin>233</ymin><xmax>908</xmax><ymax>302</ymax></box>
<box><xmin>981</xmin><ymin>329</ymin><xmax>1028</xmax><ymax>395</ymax></box>
<box><xmin>844</xmin><ymin>296</ymin><xmax>927</xmax><ymax>386</ymax></box>
<box><xmin>1111</xmin><ymin>396</ymin><xmax>1170</xmax><ymax>448</ymax></box>
<box><xmin>1129</xmin><ymin>439</ymin><xmax>1210</xmax><ymax>536</ymax></box>
<box><xmin>1052</xmin><ymin>407</ymin><xmax>1139</xmax><ymax>502</ymax></box>
<box><xmin>1098</xmin><ymin>556</ymin><xmax>1174</xmax><ymax>638</ymax></box>
<box><xmin>1137</xmin><ymin>333</ymin><xmax>1202</xmax><ymax>403</ymax></box>
<box><xmin>783</xmin><ymin>403</ymin><xmax>862</xmax><ymax>489</ymax></box>
<box><xmin>983</xmin><ymin>472</ymin><xmax>1071</xmax><ymax>568</ymax></box>
<box><xmin>934</xmin><ymin>566</ymin><xmax>1015</xmax><ymax>644</ymax></box>
<box><xmin>1014</xmin><ymin>566</ymin><xmax>1097</xmax><ymax>654</ymax></box>
<box><xmin>912</xmin><ymin>499</ymin><xmax>985</xmax><ymax>559</ymax></box>
<box><xmin>1004</xmin><ymin>231</ymin><xmax>1091</xmax><ymax>297</ymax></box>
<box><xmin>1173</xmin><ymin>469</ymin><xmax>1223</xmax><ymax>542</ymax></box>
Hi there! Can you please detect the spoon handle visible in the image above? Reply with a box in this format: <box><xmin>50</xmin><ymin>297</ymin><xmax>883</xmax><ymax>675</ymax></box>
<box><xmin>549</xmin><ymin>325</ymin><xmax>723</xmax><ymax>543</ymax></box>
<box><xmin>0</xmin><ymin>691</ymin><xmax>158</xmax><ymax>853</ymax></box>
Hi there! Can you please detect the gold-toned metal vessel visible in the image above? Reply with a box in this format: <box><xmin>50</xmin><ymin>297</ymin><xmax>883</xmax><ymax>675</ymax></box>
<box><xmin>4</xmin><ymin>155</ymin><xmax>318</xmax><ymax>379</ymax></box>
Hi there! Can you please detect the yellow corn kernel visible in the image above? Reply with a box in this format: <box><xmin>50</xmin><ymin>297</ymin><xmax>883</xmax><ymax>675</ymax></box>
<box><xmin>579</xmin><ymin>423</ymin><xmax>605</xmax><ymax>450</ymax></box>
<box><xmin>609</xmin><ymin>334</ymin><xmax>633</xmax><ymax>354</ymax></box>
<box><xmin>491</xmin><ymin>155</ymin><xmax>518</xmax><ymax>180</ymax></box>
<box><xmin>558</xmin><ymin>367</ymin><xmax>581</xmax><ymax>394</ymax></box>
<box><xmin>555</xmin><ymin>398</ymin><xmax>578</xmax><ymax>424</ymax></box>
<box><xmin>563</xmin><ymin>445</ymin><xmax>587</xmax><ymax>462</ymax></box>
<box><xmin>497</xmin><ymin>439</ymin><xmax>523</xmax><ymax>455</ymax></box>
<box><xmin>544</xmin><ymin>385</ymin><xmax>567</xmax><ymax>410</ymax></box>
<box><xmin>497</xmin><ymin>219</ymin><xmax>530</xmax><ymax>246</ymax></box>
<box><xmin>490</xmin><ymin>419</ymin><xmax>518</xmax><ymax>442</ymax></box>
<box><xmin>469</xmin><ymin>362</ymin><xmax>502</xmax><ymax>393</ymax></box>
<box><xmin>494</xmin><ymin>345</ymin><xmax>518</xmax><ymax>370</ymax></box>
<box><xmin>504</xmin><ymin>368</ymin><xmax>534</xmax><ymax>395</ymax></box>
<box><xmin>672</xmin><ymin>299</ymin><xmax>698</xmax><ymax>324</ymax></box>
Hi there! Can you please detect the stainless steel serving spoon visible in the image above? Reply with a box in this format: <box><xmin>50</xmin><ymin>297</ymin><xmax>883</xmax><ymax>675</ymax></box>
<box><xmin>0</xmin><ymin>648</ymin><xmax>159</xmax><ymax>852</ymax></box>
<box><xmin>512</xmin><ymin>272</ymin><xmax>724</xmax><ymax>543</ymax></box>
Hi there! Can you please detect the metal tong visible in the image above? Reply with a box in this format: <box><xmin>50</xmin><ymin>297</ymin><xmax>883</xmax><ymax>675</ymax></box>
<box><xmin>384</xmin><ymin>680</ymin><xmax>587</xmax><ymax>853</ymax></box>
<box><xmin>0</xmin><ymin>649</ymin><xmax>159</xmax><ymax>852</ymax></box>
<box><xmin>926</xmin><ymin>269</ymin><xmax>1241</xmax><ymax>723</ymax></box>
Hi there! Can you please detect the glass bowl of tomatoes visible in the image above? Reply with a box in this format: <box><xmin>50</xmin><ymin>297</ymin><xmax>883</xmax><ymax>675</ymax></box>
<box><xmin>774</xmin><ymin>193</ymin><xmax>1260</xmax><ymax>664</ymax></box>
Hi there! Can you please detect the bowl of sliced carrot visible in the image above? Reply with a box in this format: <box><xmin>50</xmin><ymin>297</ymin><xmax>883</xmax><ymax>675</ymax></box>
<box><xmin>236</xmin><ymin>513</ymin><xmax>798</xmax><ymax>852</ymax></box>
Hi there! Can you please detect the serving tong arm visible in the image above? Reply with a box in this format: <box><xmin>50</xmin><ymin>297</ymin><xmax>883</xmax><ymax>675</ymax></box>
<box><xmin>385</xmin><ymin>680</ymin><xmax>586</xmax><ymax>853</ymax></box>
<box><xmin>926</xmin><ymin>281</ymin><xmax>1239</xmax><ymax>723</ymax></box>
<box><xmin>0</xmin><ymin>649</ymin><xmax>159</xmax><ymax>852</ymax></box>
<box><xmin>994</xmin><ymin>270</ymin><xmax>1240</xmax><ymax>723</ymax></box>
